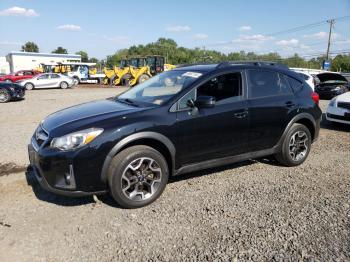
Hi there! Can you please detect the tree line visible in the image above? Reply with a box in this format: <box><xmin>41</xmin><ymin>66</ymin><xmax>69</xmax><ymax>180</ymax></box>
<box><xmin>20</xmin><ymin>39</ymin><xmax>350</xmax><ymax>72</ymax></box>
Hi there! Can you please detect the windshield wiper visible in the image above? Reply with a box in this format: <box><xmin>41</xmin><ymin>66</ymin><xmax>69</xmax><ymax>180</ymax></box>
<box><xmin>116</xmin><ymin>98</ymin><xmax>139</xmax><ymax>107</ymax></box>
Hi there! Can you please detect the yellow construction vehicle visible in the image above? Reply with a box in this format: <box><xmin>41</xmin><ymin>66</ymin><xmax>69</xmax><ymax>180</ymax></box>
<box><xmin>125</xmin><ymin>56</ymin><xmax>176</xmax><ymax>87</ymax></box>
<box><xmin>128</xmin><ymin>64</ymin><xmax>151</xmax><ymax>86</ymax></box>
<box><xmin>102</xmin><ymin>67</ymin><xmax>115</xmax><ymax>85</ymax></box>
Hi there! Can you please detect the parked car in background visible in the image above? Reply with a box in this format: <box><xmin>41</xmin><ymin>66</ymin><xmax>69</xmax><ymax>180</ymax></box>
<box><xmin>28</xmin><ymin>62</ymin><xmax>322</xmax><ymax>208</ymax></box>
<box><xmin>314</xmin><ymin>72</ymin><xmax>349</xmax><ymax>99</ymax></box>
<box><xmin>17</xmin><ymin>73</ymin><xmax>75</xmax><ymax>90</ymax></box>
<box><xmin>0</xmin><ymin>82</ymin><xmax>25</xmax><ymax>103</ymax></box>
<box><xmin>0</xmin><ymin>70</ymin><xmax>41</xmax><ymax>83</ymax></box>
<box><xmin>326</xmin><ymin>92</ymin><xmax>350</xmax><ymax>125</ymax></box>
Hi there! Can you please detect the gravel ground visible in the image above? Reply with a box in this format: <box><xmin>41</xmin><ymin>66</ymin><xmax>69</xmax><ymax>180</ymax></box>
<box><xmin>0</xmin><ymin>87</ymin><xmax>349</xmax><ymax>261</ymax></box>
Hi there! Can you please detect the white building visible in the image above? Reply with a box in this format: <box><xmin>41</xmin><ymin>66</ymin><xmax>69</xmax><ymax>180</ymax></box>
<box><xmin>0</xmin><ymin>57</ymin><xmax>10</xmax><ymax>74</ymax></box>
<box><xmin>6</xmin><ymin>51</ymin><xmax>81</xmax><ymax>73</ymax></box>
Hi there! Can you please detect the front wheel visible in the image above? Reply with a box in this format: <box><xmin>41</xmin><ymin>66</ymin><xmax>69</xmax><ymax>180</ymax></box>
<box><xmin>274</xmin><ymin>123</ymin><xmax>312</xmax><ymax>166</ymax></box>
<box><xmin>107</xmin><ymin>145</ymin><xmax>169</xmax><ymax>208</ymax></box>
<box><xmin>25</xmin><ymin>83</ymin><xmax>34</xmax><ymax>90</ymax></box>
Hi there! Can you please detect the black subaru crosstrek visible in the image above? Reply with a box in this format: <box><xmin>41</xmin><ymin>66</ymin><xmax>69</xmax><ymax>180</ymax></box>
<box><xmin>28</xmin><ymin>62</ymin><xmax>322</xmax><ymax>208</ymax></box>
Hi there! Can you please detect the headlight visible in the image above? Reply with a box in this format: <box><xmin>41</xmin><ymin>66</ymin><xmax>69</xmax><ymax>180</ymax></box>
<box><xmin>50</xmin><ymin>128</ymin><xmax>103</xmax><ymax>151</ymax></box>
<box><xmin>333</xmin><ymin>86</ymin><xmax>341</xmax><ymax>91</ymax></box>
<box><xmin>329</xmin><ymin>98</ymin><xmax>336</xmax><ymax>107</ymax></box>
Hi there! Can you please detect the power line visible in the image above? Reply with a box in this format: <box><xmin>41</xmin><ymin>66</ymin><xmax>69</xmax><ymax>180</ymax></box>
<box><xmin>265</xmin><ymin>15</ymin><xmax>350</xmax><ymax>37</ymax></box>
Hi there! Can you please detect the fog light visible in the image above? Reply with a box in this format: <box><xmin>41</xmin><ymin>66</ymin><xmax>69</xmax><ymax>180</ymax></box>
<box><xmin>64</xmin><ymin>173</ymin><xmax>71</xmax><ymax>185</ymax></box>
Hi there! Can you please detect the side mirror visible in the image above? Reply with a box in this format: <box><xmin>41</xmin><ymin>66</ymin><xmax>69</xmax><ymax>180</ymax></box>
<box><xmin>194</xmin><ymin>96</ymin><xmax>216</xmax><ymax>108</ymax></box>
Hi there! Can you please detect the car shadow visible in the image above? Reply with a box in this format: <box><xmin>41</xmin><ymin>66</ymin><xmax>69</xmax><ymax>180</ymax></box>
<box><xmin>25</xmin><ymin>166</ymin><xmax>95</xmax><ymax>206</ymax></box>
<box><xmin>320</xmin><ymin>113</ymin><xmax>350</xmax><ymax>132</ymax></box>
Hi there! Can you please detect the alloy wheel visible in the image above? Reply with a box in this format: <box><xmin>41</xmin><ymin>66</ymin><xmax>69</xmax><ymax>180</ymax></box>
<box><xmin>121</xmin><ymin>157</ymin><xmax>162</xmax><ymax>201</ymax></box>
<box><xmin>289</xmin><ymin>131</ymin><xmax>308</xmax><ymax>161</ymax></box>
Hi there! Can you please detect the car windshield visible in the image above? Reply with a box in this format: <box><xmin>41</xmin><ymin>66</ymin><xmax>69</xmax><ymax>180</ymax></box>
<box><xmin>117</xmin><ymin>70</ymin><xmax>202</xmax><ymax>106</ymax></box>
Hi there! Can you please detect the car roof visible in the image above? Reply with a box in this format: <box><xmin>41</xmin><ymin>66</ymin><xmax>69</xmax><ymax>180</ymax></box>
<box><xmin>174</xmin><ymin>62</ymin><xmax>303</xmax><ymax>81</ymax></box>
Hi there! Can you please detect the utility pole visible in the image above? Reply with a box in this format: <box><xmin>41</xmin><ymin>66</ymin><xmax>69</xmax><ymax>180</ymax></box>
<box><xmin>326</xmin><ymin>19</ymin><xmax>335</xmax><ymax>60</ymax></box>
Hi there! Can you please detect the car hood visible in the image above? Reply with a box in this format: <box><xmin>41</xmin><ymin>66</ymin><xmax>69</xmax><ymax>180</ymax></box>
<box><xmin>42</xmin><ymin>99</ymin><xmax>145</xmax><ymax>133</ymax></box>
<box><xmin>336</xmin><ymin>92</ymin><xmax>350</xmax><ymax>103</ymax></box>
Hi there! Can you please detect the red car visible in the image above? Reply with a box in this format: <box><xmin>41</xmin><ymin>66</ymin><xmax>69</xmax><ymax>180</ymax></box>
<box><xmin>0</xmin><ymin>70</ymin><xmax>41</xmax><ymax>83</ymax></box>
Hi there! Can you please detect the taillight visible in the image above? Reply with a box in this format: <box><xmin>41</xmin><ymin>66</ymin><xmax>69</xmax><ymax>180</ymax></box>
<box><xmin>311</xmin><ymin>91</ymin><xmax>319</xmax><ymax>105</ymax></box>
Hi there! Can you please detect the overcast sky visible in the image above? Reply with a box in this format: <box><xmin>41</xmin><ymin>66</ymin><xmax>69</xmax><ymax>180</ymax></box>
<box><xmin>0</xmin><ymin>0</ymin><xmax>349</xmax><ymax>59</ymax></box>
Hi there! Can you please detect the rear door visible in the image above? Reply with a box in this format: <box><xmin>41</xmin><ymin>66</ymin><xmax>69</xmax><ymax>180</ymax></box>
<box><xmin>246</xmin><ymin>69</ymin><xmax>297</xmax><ymax>151</ymax></box>
<box><xmin>49</xmin><ymin>74</ymin><xmax>61</xmax><ymax>87</ymax></box>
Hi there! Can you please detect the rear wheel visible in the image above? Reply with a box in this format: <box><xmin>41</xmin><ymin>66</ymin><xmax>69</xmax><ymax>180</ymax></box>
<box><xmin>107</xmin><ymin>145</ymin><xmax>169</xmax><ymax>208</ymax></box>
<box><xmin>138</xmin><ymin>74</ymin><xmax>150</xmax><ymax>84</ymax></box>
<box><xmin>60</xmin><ymin>81</ymin><xmax>68</xmax><ymax>89</ymax></box>
<box><xmin>274</xmin><ymin>123</ymin><xmax>311</xmax><ymax>166</ymax></box>
<box><xmin>0</xmin><ymin>89</ymin><xmax>10</xmax><ymax>103</ymax></box>
<box><xmin>25</xmin><ymin>83</ymin><xmax>34</xmax><ymax>90</ymax></box>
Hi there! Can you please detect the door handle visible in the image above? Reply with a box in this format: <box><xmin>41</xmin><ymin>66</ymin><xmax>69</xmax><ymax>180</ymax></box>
<box><xmin>234</xmin><ymin>110</ymin><xmax>248</xmax><ymax>118</ymax></box>
<box><xmin>285</xmin><ymin>101</ymin><xmax>295</xmax><ymax>108</ymax></box>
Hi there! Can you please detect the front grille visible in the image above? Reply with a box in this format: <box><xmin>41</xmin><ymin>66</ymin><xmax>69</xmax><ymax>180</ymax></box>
<box><xmin>338</xmin><ymin>102</ymin><xmax>350</xmax><ymax>111</ymax></box>
<box><xmin>35</xmin><ymin>125</ymin><xmax>49</xmax><ymax>147</ymax></box>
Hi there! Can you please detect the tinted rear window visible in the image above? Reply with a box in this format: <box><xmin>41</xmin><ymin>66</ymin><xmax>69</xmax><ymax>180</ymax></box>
<box><xmin>288</xmin><ymin>77</ymin><xmax>303</xmax><ymax>92</ymax></box>
<box><xmin>247</xmin><ymin>69</ymin><xmax>292</xmax><ymax>98</ymax></box>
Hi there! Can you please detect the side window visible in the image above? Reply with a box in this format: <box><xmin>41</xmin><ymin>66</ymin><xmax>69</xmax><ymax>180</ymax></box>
<box><xmin>37</xmin><ymin>74</ymin><xmax>49</xmax><ymax>80</ymax></box>
<box><xmin>278</xmin><ymin>73</ymin><xmax>293</xmax><ymax>94</ymax></box>
<box><xmin>178</xmin><ymin>89</ymin><xmax>196</xmax><ymax>110</ymax></box>
<box><xmin>16</xmin><ymin>71</ymin><xmax>24</xmax><ymax>76</ymax></box>
<box><xmin>288</xmin><ymin>77</ymin><xmax>303</xmax><ymax>92</ymax></box>
<box><xmin>247</xmin><ymin>70</ymin><xmax>292</xmax><ymax>98</ymax></box>
<box><xmin>23</xmin><ymin>71</ymin><xmax>33</xmax><ymax>76</ymax></box>
<box><xmin>176</xmin><ymin>72</ymin><xmax>242</xmax><ymax>110</ymax></box>
<box><xmin>50</xmin><ymin>74</ymin><xmax>60</xmax><ymax>79</ymax></box>
<box><xmin>197</xmin><ymin>72</ymin><xmax>242</xmax><ymax>103</ymax></box>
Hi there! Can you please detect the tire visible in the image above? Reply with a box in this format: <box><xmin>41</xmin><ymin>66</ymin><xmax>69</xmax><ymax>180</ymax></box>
<box><xmin>138</xmin><ymin>74</ymin><xmax>150</xmax><ymax>84</ymax></box>
<box><xmin>73</xmin><ymin>77</ymin><xmax>79</xmax><ymax>85</ymax></box>
<box><xmin>107</xmin><ymin>145</ymin><xmax>169</xmax><ymax>209</ymax></box>
<box><xmin>0</xmin><ymin>89</ymin><xmax>10</xmax><ymax>103</ymax></box>
<box><xmin>103</xmin><ymin>77</ymin><xmax>110</xmax><ymax>85</ymax></box>
<box><xmin>121</xmin><ymin>73</ymin><xmax>131</xmax><ymax>87</ymax></box>
<box><xmin>274</xmin><ymin>123</ymin><xmax>312</xmax><ymax>167</ymax></box>
<box><xmin>60</xmin><ymin>81</ymin><xmax>68</xmax><ymax>89</ymax></box>
<box><xmin>25</xmin><ymin>83</ymin><xmax>34</xmax><ymax>90</ymax></box>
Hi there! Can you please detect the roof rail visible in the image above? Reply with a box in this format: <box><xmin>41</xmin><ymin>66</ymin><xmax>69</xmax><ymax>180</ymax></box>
<box><xmin>175</xmin><ymin>62</ymin><xmax>216</xmax><ymax>68</ymax></box>
<box><xmin>216</xmin><ymin>61</ymin><xmax>289</xmax><ymax>69</ymax></box>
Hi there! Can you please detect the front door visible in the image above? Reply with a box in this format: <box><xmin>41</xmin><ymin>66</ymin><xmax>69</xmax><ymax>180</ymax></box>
<box><xmin>174</xmin><ymin>71</ymin><xmax>250</xmax><ymax>166</ymax></box>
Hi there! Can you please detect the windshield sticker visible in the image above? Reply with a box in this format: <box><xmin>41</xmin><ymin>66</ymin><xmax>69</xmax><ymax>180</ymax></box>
<box><xmin>182</xmin><ymin>72</ymin><xmax>202</xmax><ymax>78</ymax></box>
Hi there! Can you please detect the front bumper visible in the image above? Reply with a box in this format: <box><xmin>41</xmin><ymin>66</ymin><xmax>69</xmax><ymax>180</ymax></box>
<box><xmin>12</xmin><ymin>88</ymin><xmax>25</xmax><ymax>99</ymax></box>
<box><xmin>28</xmin><ymin>138</ymin><xmax>108</xmax><ymax>197</ymax></box>
<box><xmin>29</xmin><ymin>164</ymin><xmax>107</xmax><ymax>197</ymax></box>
